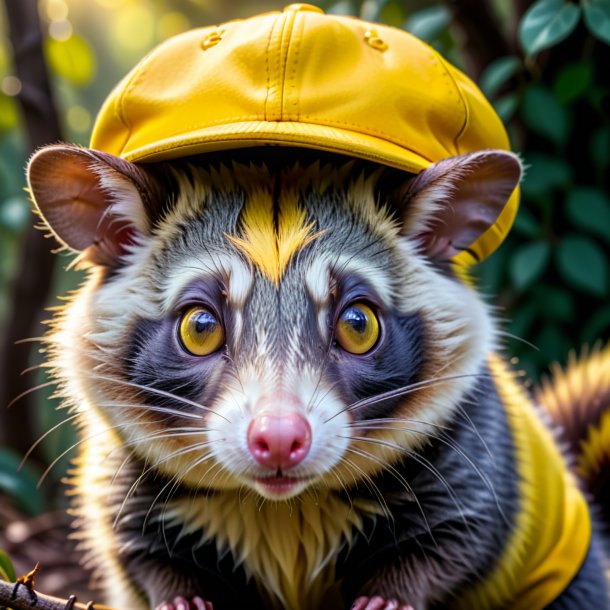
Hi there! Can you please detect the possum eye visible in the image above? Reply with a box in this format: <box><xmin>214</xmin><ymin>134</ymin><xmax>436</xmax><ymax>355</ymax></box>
<box><xmin>178</xmin><ymin>306</ymin><xmax>224</xmax><ymax>356</ymax></box>
<box><xmin>335</xmin><ymin>303</ymin><xmax>380</xmax><ymax>355</ymax></box>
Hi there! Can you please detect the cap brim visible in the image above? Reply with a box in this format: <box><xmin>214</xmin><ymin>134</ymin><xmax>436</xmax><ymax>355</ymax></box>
<box><xmin>118</xmin><ymin>120</ymin><xmax>434</xmax><ymax>175</ymax></box>
<box><xmin>117</xmin><ymin>119</ymin><xmax>518</xmax><ymax>267</ymax></box>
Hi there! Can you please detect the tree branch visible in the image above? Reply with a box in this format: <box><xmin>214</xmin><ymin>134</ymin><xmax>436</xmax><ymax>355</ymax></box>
<box><xmin>0</xmin><ymin>578</ymin><xmax>116</xmax><ymax>610</ymax></box>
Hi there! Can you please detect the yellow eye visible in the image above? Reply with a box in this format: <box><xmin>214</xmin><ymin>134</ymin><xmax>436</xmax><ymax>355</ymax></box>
<box><xmin>335</xmin><ymin>303</ymin><xmax>380</xmax><ymax>355</ymax></box>
<box><xmin>178</xmin><ymin>307</ymin><xmax>224</xmax><ymax>356</ymax></box>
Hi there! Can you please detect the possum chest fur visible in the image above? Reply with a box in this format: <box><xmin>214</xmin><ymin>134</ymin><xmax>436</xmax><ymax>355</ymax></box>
<box><xmin>28</xmin><ymin>146</ymin><xmax>608</xmax><ymax>610</ymax></box>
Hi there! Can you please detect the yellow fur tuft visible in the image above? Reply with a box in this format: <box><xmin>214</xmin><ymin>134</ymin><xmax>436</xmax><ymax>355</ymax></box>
<box><xmin>579</xmin><ymin>410</ymin><xmax>610</xmax><ymax>480</ymax></box>
<box><xmin>167</xmin><ymin>491</ymin><xmax>382</xmax><ymax>610</ymax></box>
<box><xmin>536</xmin><ymin>341</ymin><xmax>610</xmax><ymax>481</ymax></box>
<box><xmin>229</xmin><ymin>186</ymin><xmax>320</xmax><ymax>285</ymax></box>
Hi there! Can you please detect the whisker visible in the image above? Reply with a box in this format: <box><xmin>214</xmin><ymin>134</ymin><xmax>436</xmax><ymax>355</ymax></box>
<box><xmin>99</xmin><ymin>400</ymin><xmax>205</xmax><ymax>421</ymax></box>
<box><xmin>7</xmin><ymin>379</ymin><xmax>58</xmax><ymax>409</ymax></box>
<box><xmin>326</xmin><ymin>372</ymin><xmax>488</xmax><ymax>422</ymax></box>
<box><xmin>340</xmin><ymin>452</ymin><xmax>393</xmax><ymax>523</ymax></box>
<box><xmin>343</xmin><ymin>435</ymin><xmax>469</xmax><ymax>534</ymax></box>
<box><xmin>114</xmin><ymin>440</ymin><xmax>217</xmax><ymax>528</ymax></box>
<box><xmin>85</xmin><ymin>373</ymin><xmax>230</xmax><ymax>422</ymax></box>
<box><xmin>346</xmin><ymin>423</ymin><xmax>498</xmax><ymax>504</ymax></box>
<box><xmin>20</xmin><ymin>412</ymin><xmax>81</xmax><ymax>468</ymax></box>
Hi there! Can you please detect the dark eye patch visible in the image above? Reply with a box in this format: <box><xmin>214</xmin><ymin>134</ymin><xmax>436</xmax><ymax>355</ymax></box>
<box><xmin>327</xmin><ymin>311</ymin><xmax>425</xmax><ymax>421</ymax></box>
<box><xmin>122</xmin><ymin>278</ymin><xmax>233</xmax><ymax>419</ymax></box>
<box><xmin>124</xmin><ymin>317</ymin><xmax>223</xmax><ymax>414</ymax></box>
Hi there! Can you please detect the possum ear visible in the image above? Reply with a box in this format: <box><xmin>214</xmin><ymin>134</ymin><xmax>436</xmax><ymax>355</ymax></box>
<box><xmin>27</xmin><ymin>144</ymin><xmax>163</xmax><ymax>266</ymax></box>
<box><xmin>393</xmin><ymin>150</ymin><xmax>522</xmax><ymax>263</ymax></box>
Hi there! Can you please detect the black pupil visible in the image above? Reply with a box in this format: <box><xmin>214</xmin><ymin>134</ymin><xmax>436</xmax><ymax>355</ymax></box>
<box><xmin>343</xmin><ymin>307</ymin><xmax>367</xmax><ymax>334</ymax></box>
<box><xmin>194</xmin><ymin>311</ymin><xmax>216</xmax><ymax>334</ymax></box>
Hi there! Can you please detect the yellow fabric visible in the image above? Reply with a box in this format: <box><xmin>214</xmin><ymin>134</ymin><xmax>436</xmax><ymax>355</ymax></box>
<box><xmin>90</xmin><ymin>4</ymin><xmax>518</xmax><ymax>265</ymax></box>
<box><xmin>455</xmin><ymin>356</ymin><xmax>592</xmax><ymax>609</ymax></box>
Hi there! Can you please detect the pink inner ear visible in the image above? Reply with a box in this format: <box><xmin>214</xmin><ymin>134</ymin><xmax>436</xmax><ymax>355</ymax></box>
<box><xmin>89</xmin><ymin>211</ymin><xmax>139</xmax><ymax>266</ymax></box>
<box><xmin>30</xmin><ymin>158</ymin><xmax>111</xmax><ymax>251</ymax></box>
<box><xmin>28</xmin><ymin>144</ymin><xmax>149</xmax><ymax>265</ymax></box>
<box><xmin>402</xmin><ymin>151</ymin><xmax>522</xmax><ymax>263</ymax></box>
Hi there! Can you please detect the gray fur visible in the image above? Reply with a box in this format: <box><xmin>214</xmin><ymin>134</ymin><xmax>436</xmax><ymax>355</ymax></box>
<box><xmin>31</xmin><ymin>150</ymin><xmax>609</xmax><ymax>610</ymax></box>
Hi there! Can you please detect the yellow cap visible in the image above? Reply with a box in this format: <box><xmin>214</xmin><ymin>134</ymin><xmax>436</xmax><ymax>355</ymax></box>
<box><xmin>90</xmin><ymin>4</ymin><xmax>518</xmax><ymax>265</ymax></box>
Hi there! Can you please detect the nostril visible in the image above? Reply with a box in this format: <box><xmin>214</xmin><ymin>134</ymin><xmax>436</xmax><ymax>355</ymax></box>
<box><xmin>254</xmin><ymin>438</ymin><xmax>270</xmax><ymax>455</ymax></box>
<box><xmin>247</xmin><ymin>411</ymin><xmax>312</xmax><ymax>470</ymax></box>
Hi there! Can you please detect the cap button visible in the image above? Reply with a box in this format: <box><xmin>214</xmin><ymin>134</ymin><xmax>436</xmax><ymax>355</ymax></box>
<box><xmin>283</xmin><ymin>4</ymin><xmax>325</xmax><ymax>13</ymax></box>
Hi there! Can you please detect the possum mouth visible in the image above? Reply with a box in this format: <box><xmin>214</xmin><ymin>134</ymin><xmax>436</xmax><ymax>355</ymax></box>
<box><xmin>254</xmin><ymin>473</ymin><xmax>313</xmax><ymax>498</ymax></box>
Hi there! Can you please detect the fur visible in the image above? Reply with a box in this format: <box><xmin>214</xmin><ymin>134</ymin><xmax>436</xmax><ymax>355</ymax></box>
<box><xmin>28</xmin><ymin>149</ymin><xmax>609</xmax><ymax>610</ymax></box>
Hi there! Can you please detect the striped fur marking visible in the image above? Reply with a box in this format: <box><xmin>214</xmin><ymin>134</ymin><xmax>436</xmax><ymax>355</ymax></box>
<box><xmin>228</xmin><ymin>183</ymin><xmax>321</xmax><ymax>285</ymax></box>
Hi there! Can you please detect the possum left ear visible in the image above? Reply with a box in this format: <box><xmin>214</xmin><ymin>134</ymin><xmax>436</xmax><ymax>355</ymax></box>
<box><xmin>393</xmin><ymin>150</ymin><xmax>522</xmax><ymax>263</ymax></box>
<box><xmin>27</xmin><ymin>144</ymin><xmax>163</xmax><ymax>266</ymax></box>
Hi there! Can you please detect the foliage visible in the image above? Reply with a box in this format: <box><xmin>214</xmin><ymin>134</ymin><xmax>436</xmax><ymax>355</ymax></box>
<box><xmin>0</xmin><ymin>0</ymin><xmax>608</xmax><ymax>514</ymax></box>
<box><xmin>0</xmin><ymin>448</ymin><xmax>45</xmax><ymax>515</ymax></box>
<box><xmin>0</xmin><ymin>548</ymin><xmax>16</xmax><ymax>582</ymax></box>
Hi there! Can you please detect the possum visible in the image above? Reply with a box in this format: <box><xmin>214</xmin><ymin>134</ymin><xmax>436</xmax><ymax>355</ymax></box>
<box><xmin>26</xmin><ymin>143</ymin><xmax>610</xmax><ymax>610</ymax></box>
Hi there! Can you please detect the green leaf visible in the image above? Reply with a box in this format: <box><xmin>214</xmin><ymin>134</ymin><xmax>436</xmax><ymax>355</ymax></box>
<box><xmin>553</xmin><ymin>62</ymin><xmax>594</xmax><ymax>102</ymax></box>
<box><xmin>566</xmin><ymin>187</ymin><xmax>610</xmax><ymax>242</ymax></box>
<box><xmin>404</xmin><ymin>6</ymin><xmax>451</xmax><ymax>42</ymax></box>
<box><xmin>493</xmin><ymin>93</ymin><xmax>519</xmax><ymax>122</ymax></box>
<box><xmin>0</xmin><ymin>448</ymin><xmax>44</xmax><ymax>516</ymax></box>
<box><xmin>535</xmin><ymin>324</ymin><xmax>569</xmax><ymax>363</ymax></box>
<box><xmin>532</xmin><ymin>285</ymin><xmax>574</xmax><ymax>320</ymax></box>
<box><xmin>44</xmin><ymin>34</ymin><xmax>96</xmax><ymax>87</ymax></box>
<box><xmin>512</xmin><ymin>207</ymin><xmax>542</xmax><ymax>238</ymax></box>
<box><xmin>522</xmin><ymin>85</ymin><xmax>570</xmax><ymax>146</ymax></box>
<box><xmin>583</xmin><ymin>0</ymin><xmax>610</xmax><ymax>44</ymax></box>
<box><xmin>582</xmin><ymin>307</ymin><xmax>610</xmax><ymax>343</ymax></box>
<box><xmin>519</xmin><ymin>0</ymin><xmax>581</xmax><ymax>55</ymax></box>
<box><xmin>591</xmin><ymin>126</ymin><xmax>610</xmax><ymax>168</ymax></box>
<box><xmin>510</xmin><ymin>241</ymin><xmax>551</xmax><ymax>290</ymax></box>
<box><xmin>556</xmin><ymin>235</ymin><xmax>609</xmax><ymax>296</ymax></box>
<box><xmin>0</xmin><ymin>549</ymin><xmax>16</xmax><ymax>582</ymax></box>
<box><xmin>521</xmin><ymin>153</ymin><xmax>572</xmax><ymax>197</ymax></box>
<box><xmin>479</xmin><ymin>56</ymin><xmax>522</xmax><ymax>98</ymax></box>
<box><xmin>508</xmin><ymin>300</ymin><xmax>539</xmax><ymax>342</ymax></box>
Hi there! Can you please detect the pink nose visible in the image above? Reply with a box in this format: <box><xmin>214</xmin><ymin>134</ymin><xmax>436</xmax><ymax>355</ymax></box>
<box><xmin>247</xmin><ymin>412</ymin><xmax>312</xmax><ymax>470</ymax></box>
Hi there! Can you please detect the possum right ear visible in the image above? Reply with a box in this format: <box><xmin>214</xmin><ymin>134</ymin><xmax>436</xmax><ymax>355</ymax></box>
<box><xmin>27</xmin><ymin>144</ymin><xmax>162</xmax><ymax>266</ymax></box>
<box><xmin>390</xmin><ymin>150</ymin><xmax>522</xmax><ymax>265</ymax></box>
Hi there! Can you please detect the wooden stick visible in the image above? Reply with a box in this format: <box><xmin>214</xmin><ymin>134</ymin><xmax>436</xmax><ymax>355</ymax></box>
<box><xmin>0</xmin><ymin>578</ymin><xmax>117</xmax><ymax>610</ymax></box>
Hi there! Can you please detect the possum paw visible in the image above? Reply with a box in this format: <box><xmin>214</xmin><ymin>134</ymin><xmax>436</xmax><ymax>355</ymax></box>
<box><xmin>156</xmin><ymin>596</ymin><xmax>213</xmax><ymax>610</ymax></box>
<box><xmin>351</xmin><ymin>596</ymin><xmax>414</xmax><ymax>610</ymax></box>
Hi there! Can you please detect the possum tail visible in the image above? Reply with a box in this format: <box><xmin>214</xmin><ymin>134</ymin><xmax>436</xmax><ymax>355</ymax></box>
<box><xmin>536</xmin><ymin>342</ymin><xmax>610</xmax><ymax>525</ymax></box>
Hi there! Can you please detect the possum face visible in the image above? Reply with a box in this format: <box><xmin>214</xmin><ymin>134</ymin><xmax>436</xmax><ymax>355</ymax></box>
<box><xmin>28</xmin><ymin>146</ymin><xmax>520</xmax><ymax>501</ymax></box>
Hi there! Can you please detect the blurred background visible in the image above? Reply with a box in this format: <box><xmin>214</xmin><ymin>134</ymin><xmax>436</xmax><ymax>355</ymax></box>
<box><xmin>0</xmin><ymin>0</ymin><xmax>609</xmax><ymax>599</ymax></box>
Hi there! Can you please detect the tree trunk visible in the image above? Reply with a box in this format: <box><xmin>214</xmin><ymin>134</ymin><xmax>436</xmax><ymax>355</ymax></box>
<box><xmin>0</xmin><ymin>0</ymin><xmax>63</xmax><ymax>462</ymax></box>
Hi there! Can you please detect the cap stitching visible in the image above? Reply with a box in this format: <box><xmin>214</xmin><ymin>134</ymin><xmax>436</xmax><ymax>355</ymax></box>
<box><xmin>123</xmin><ymin>105</ymin><xmax>434</xmax><ymax>155</ymax></box>
<box><xmin>263</xmin><ymin>17</ymin><xmax>275</xmax><ymax>121</ymax></box>
<box><xmin>129</xmin><ymin>113</ymin><xmax>435</xmax><ymax>155</ymax></box>
<box><xmin>266</xmin><ymin>13</ymin><xmax>289</xmax><ymax>120</ymax></box>
<box><xmin>287</xmin><ymin>11</ymin><xmax>305</xmax><ymax>120</ymax></box>
<box><xmin>133</xmin><ymin>136</ymin><xmax>426</xmax><ymax>173</ymax></box>
<box><xmin>278</xmin><ymin>9</ymin><xmax>297</xmax><ymax>121</ymax></box>
<box><xmin>432</xmin><ymin>51</ymin><xmax>468</xmax><ymax>155</ymax></box>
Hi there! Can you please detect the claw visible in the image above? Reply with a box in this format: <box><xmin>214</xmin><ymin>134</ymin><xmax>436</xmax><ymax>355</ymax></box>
<box><xmin>155</xmin><ymin>596</ymin><xmax>213</xmax><ymax>610</ymax></box>
<box><xmin>351</xmin><ymin>595</ymin><xmax>414</xmax><ymax>610</ymax></box>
